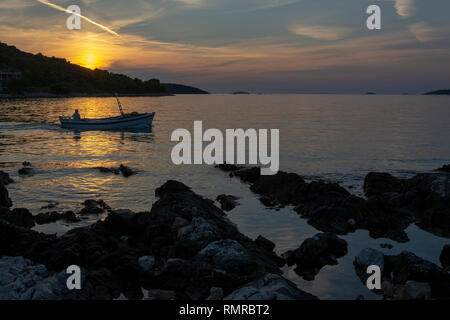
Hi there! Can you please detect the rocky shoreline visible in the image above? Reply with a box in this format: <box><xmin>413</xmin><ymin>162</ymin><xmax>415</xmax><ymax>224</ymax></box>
<box><xmin>0</xmin><ymin>164</ymin><xmax>449</xmax><ymax>300</ymax></box>
<box><xmin>0</xmin><ymin>175</ymin><xmax>315</xmax><ymax>300</ymax></box>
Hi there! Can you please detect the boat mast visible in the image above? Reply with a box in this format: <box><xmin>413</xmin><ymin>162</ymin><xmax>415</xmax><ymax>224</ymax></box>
<box><xmin>115</xmin><ymin>93</ymin><xmax>124</xmax><ymax>116</ymax></box>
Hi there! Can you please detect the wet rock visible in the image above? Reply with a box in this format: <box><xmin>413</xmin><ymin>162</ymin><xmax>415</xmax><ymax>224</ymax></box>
<box><xmin>404</xmin><ymin>281</ymin><xmax>431</xmax><ymax>300</ymax></box>
<box><xmin>35</xmin><ymin>212</ymin><xmax>60</xmax><ymax>224</ymax></box>
<box><xmin>224</xmin><ymin>273</ymin><xmax>317</xmax><ymax>300</ymax></box>
<box><xmin>0</xmin><ymin>256</ymin><xmax>91</xmax><ymax>300</ymax></box>
<box><xmin>0</xmin><ymin>180</ymin><xmax>313</xmax><ymax>300</ymax></box>
<box><xmin>119</xmin><ymin>164</ymin><xmax>136</xmax><ymax>177</ymax></box>
<box><xmin>154</xmin><ymin>180</ymin><xmax>192</xmax><ymax>198</ymax></box>
<box><xmin>216</xmin><ymin>194</ymin><xmax>240</xmax><ymax>211</ymax></box>
<box><xmin>250</xmin><ymin>171</ymin><xmax>308</xmax><ymax>205</ymax></box>
<box><xmin>223</xmin><ymin>165</ymin><xmax>450</xmax><ymax>243</ymax></box>
<box><xmin>96</xmin><ymin>167</ymin><xmax>120</xmax><ymax>174</ymax></box>
<box><xmin>175</xmin><ymin>217</ymin><xmax>221</xmax><ymax>258</ymax></box>
<box><xmin>437</xmin><ymin>164</ymin><xmax>450</xmax><ymax>173</ymax></box>
<box><xmin>79</xmin><ymin>199</ymin><xmax>110</xmax><ymax>215</ymax></box>
<box><xmin>138</xmin><ymin>256</ymin><xmax>155</xmax><ymax>271</ymax></box>
<box><xmin>95</xmin><ymin>165</ymin><xmax>136</xmax><ymax>177</ymax></box>
<box><xmin>284</xmin><ymin>233</ymin><xmax>348</xmax><ymax>280</ymax></box>
<box><xmin>0</xmin><ymin>219</ymin><xmax>54</xmax><ymax>259</ymax></box>
<box><xmin>0</xmin><ymin>183</ymin><xmax>12</xmax><ymax>208</ymax></box>
<box><xmin>18</xmin><ymin>167</ymin><xmax>34</xmax><ymax>175</ymax></box>
<box><xmin>206</xmin><ymin>287</ymin><xmax>223</xmax><ymax>300</ymax></box>
<box><xmin>0</xmin><ymin>171</ymin><xmax>13</xmax><ymax>185</ymax></box>
<box><xmin>254</xmin><ymin>236</ymin><xmax>275</xmax><ymax>252</ymax></box>
<box><xmin>354</xmin><ymin>248</ymin><xmax>385</xmax><ymax>272</ymax></box>
<box><xmin>354</xmin><ymin>250</ymin><xmax>450</xmax><ymax>299</ymax></box>
<box><xmin>215</xmin><ymin>163</ymin><xmax>241</xmax><ymax>172</ymax></box>
<box><xmin>4</xmin><ymin>208</ymin><xmax>35</xmax><ymax>228</ymax></box>
<box><xmin>380</xmin><ymin>243</ymin><xmax>394</xmax><ymax>249</ymax></box>
<box><xmin>41</xmin><ymin>202</ymin><xmax>58</xmax><ymax>210</ymax></box>
<box><xmin>439</xmin><ymin>244</ymin><xmax>450</xmax><ymax>270</ymax></box>
<box><xmin>144</xmin><ymin>289</ymin><xmax>178</xmax><ymax>300</ymax></box>
<box><xmin>363</xmin><ymin>172</ymin><xmax>404</xmax><ymax>197</ymax></box>
<box><xmin>61</xmin><ymin>211</ymin><xmax>80</xmax><ymax>223</ymax></box>
<box><xmin>232</xmin><ymin>167</ymin><xmax>261</xmax><ymax>184</ymax></box>
<box><xmin>196</xmin><ymin>240</ymin><xmax>258</xmax><ymax>276</ymax></box>
<box><xmin>35</xmin><ymin>211</ymin><xmax>80</xmax><ymax>225</ymax></box>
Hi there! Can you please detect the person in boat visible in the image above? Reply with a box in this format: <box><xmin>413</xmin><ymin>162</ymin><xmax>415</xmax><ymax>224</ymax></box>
<box><xmin>72</xmin><ymin>109</ymin><xmax>81</xmax><ymax>120</ymax></box>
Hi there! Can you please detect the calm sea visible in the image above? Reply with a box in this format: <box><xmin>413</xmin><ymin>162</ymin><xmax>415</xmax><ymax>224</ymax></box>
<box><xmin>1</xmin><ymin>94</ymin><xmax>449</xmax><ymax>299</ymax></box>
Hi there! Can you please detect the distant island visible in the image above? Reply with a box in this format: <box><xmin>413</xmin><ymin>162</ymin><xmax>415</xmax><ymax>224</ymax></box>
<box><xmin>424</xmin><ymin>89</ymin><xmax>450</xmax><ymax>95</ymax></box>
<box><xmin>0</xmin><ymin>42</ymin><xmax>208</xmax><ymax>96</ymax></box>
<box><xmin>163</xmin><ymin>83</ymin><xmax>209</xmax><ymax>94</ymax></box>
<box><xmin>233</xmin><ymin>91</ymin><xmax>250</xmax><ymax>95</ymax></box>
<box><xmin>365</xmin><ymin>92</ymin><xmax>376</xmax><ymax>95</ymax></box>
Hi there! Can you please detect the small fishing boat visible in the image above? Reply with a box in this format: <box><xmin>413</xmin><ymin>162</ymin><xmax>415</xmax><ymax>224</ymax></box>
<box><xmin>59</xmin><ymin>95</ymin><xmax>155</xmax><ymax>130</ymax></box>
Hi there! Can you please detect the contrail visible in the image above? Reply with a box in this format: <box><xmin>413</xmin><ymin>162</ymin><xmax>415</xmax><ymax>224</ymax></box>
<box><xmin>37</xmin><ymin>0</ymin><xmax>120</xmax><ymax>37</ymax></box>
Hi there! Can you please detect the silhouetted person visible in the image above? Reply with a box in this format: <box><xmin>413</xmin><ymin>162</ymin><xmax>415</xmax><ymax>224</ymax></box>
<box><xmin>72</xmin><ymin>109</ymin><xmax>81</xmax><ymax>120</ymax></box>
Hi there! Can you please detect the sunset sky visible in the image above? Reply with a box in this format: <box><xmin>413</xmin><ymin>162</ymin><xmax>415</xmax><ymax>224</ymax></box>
<box><xmin>0</xmin><ymin>0</ymin><xmax>449</xmax><ymax>93</ymax></box>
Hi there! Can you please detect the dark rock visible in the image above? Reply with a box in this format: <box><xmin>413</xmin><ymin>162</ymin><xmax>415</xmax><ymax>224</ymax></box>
<box><xmin>79</xmin><ymin>199</ymin><xmax>110</xmax><ymax>215</ymax></box>
<box><xmin>2</xmin><ymin>208</ymin><xmax>35</xmax><ymax>228</ymax></box>
<box><xmin>0</xmin><ymin>183</ymin><xmax>12</xmax><ymax>208</ymax></box>
<box><xmin>363</xmin><ymin>172</ymin><xmax>404</xmax><ymax>197</ymax></box>
<box><xmin>353</xmin><ymin>249</ymin><xmax>450</xmax><ymax>299</ymax></box>
<box><xmin>95</xmin><ymin>165</ymin><xmax>136</xmax><ymax>177</ymax></box>
<box><xmin>354</xmin><ymin>248</ymin><xmax>384</xmax><ymax>272</ymax></box>
<box><xmin>155</xmin><ymin>180</ymin><xmax>191</xmax><ymax>198</ymax></box>
<box><xmin>380</xmin><ymin>243</ymin><xmax>394</xmax><ymax>249</ymax></box>
<box><xmin>145</xmin><ymin>289</ymin><xmax>178</xmax><ymax>300</ymax></box>
<box><xmin>233</xmin><ymin>167</ymin><xmax>261</xmax><ymax>184</ymax></box>
<box><xmin>18</xmin><ymin>167</ymin><xmax>34</xmax><ymax>175</ymax></box>
<box><xmin>41</xmin><ymin>202</ymin><xmax>58</xmax><ymax>209</ymax></box>
<box><xmin>61</xmin><ymin>210</ymin><xmax>80</xmax><ymax>222</ymax></box>
<box><xmin>0</xmin><ymin>256</ymin><xmax>92</xmax><ymax>300</ymax></box>
<box><xmin>196</xmin><ymin>239</ymin><xmax>258</xmax><ymax>276</ymax></box>
<box><xmin>206</xmin><ymin>287</ymin><xmax>223</xmax><ymax>300</ymax></box>
<box><xmin>284</xmin><ymin>233</ymin><xmax>348</xmax><ymax>280</ymax></box>
<box><xmin>0</xmin><ymin>171</ymin><xmax>13</xmax><ymax>185</ymax></box>
<box><xmin>437</xmin><ymin>164</ymin><xmax>450</xmax><ymax>173</ymax></box>
<box><xmin>35</xmin><ymin>212</ymin><xmax>61</xmax><ymax>224</ymax></box>
<box><xmin>0</xmin><ymin>180</ymin><xmax>309</xmax><ymax>300</ymax></box>
<box><xmin>0</xmin><ymin>219</ymin><xmax>54</xmax><ymax>258</ymax></box>
<box><xmin>216</xmin><ymin>194</ymin><xmax>239</xmax><ymax>211</ymax></box>
<box><xmin>222</xmin><ymin>165</ymin><xmax>450</xmax><ymax>243</ymax></box>
<box><xmin>215</xmin><ymin>163</ymin><xmax>241</xmax><ymax>172</ymax></box>
<box><xmin>119</xmin><ymin>164</ymin><xmax>136</xmax><ymax>177</ymax></box>
<box><xmin>22</xmin><ymin>161</ymin><xmax>32</xmax><ymax>166</ymax></box>
<box><xmin>440</xmin><ymin>245</ymin><xmax>450</xmax><ymax>270</ymax></box>
<box><xmin>96</xmin><ymin>167</ymin><xmax>120</xmax><ymax>175</ymax></box>
<box><xmin>35</xmin><ymin>211</ymin><xmax>80</xmax><ymax>225</ymax></box>
<box><xmin>250</xmin><ymin>172</ymin><xmax>308</xmax><ymax>205</ymax></box>
<box><xmin>224</xmin><ymin>273</ymin><xmax>317</xmax><ymax>300</ymax></box>
<box><xmin>254</xmin><ymin>236</ymin><xmax>276</xmax><ymax>252</ymax></box>
<box><xmin>384</xmin><ymin>251</ymin><xmax>450</xmax><ymax>298</ymax></box>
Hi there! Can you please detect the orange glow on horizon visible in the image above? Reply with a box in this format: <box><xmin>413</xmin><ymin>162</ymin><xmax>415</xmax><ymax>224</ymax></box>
<box><xmin>76</xmin><ymin>53</ymin><xmax>103</xmax><ymax>70</ymax></box>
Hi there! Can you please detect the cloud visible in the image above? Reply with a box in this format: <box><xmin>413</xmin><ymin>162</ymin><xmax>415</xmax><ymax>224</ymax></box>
<box><xmin>289</xmin><ymin>25</ymin><xmax>352</xmax><ymax>40</ymax></box>
<box><xmin>174</xmin><ymin>0</ymin><xmax>207</xmax><ymax>7</ymax></box>
<box><xmin>37</xmin><ymin>0</ymin><xmax>120</xmax><ymax>36</ymax></box>
<box><xmin>389</xmin><ymin>0</ymin><xmax>417</xmax><ymax>18</ymax></box>
<box><xmin>409</xmin><ymin>22</ymin><xmax>450</xmax><ymax>43</ymax></box>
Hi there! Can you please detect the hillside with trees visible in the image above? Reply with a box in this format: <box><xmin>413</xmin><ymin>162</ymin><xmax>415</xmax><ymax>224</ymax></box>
<box><xmin>0</xmin><ymin>42</ymin><xmax>207</xmax><ymax>95</ymax></box>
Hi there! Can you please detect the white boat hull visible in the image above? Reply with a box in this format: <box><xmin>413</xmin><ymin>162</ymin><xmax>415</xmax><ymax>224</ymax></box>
<box><xmin>59</xmin><ymin>112</ymin><xmax>155</xmax><ymax>130</ymax></box>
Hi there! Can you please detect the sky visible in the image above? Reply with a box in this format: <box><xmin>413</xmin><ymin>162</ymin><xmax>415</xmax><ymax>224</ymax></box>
<box><xmin>0</xmin><ymin>0</ymin><xmax>449</xmax><ymax>93</ymax></box>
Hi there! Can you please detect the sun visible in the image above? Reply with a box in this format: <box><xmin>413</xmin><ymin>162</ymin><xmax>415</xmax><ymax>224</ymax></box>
<box><xmin>80</xmin><ymin>53</ymin><xmax>102</xmax><ymax>70</ymax></box>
